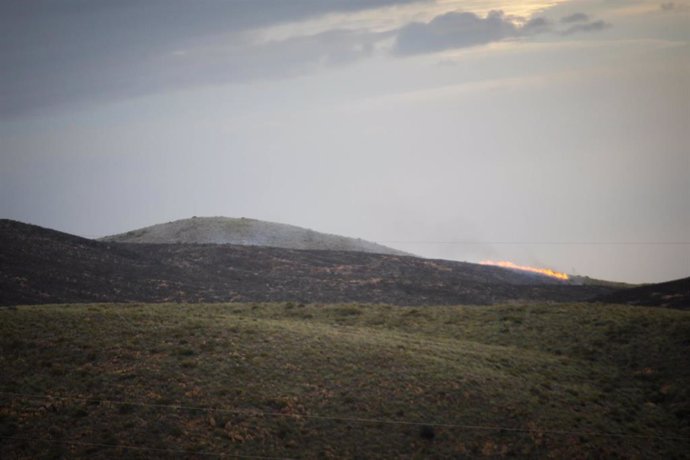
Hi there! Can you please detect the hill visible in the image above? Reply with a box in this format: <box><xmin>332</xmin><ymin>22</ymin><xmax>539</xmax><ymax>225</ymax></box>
<box><xmin>0</xmin><ymin>219</ymin><xmax>615</xmax><ymax>306</ymax></box>
<box><xmin>100</xmin><ymin>216</ymin><xmax>410</xmax><ymax>256</ymax></box>
<box><xmin>594</xmin><ymin>277</ymin><xmax>690</xmax><ymax>309</ymax></box>
<box><xmin>1</xmin><ymin>302</ymin><xmax>688</xmax><ymax>458</ymax></box>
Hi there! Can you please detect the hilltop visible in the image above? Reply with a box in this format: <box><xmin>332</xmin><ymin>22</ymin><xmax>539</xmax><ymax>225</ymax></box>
<box><xmin>100</xmin><ymin>216</ymin><xmax>410</xmax><ymax>256</ymax></box>
<box><xmin>0</xmin><ymin>219</ymin><xmax>615</xmax><ymax>306</ymax></box>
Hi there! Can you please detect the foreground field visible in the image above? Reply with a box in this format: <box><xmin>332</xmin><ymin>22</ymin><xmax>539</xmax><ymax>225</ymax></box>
<box><xmin>1</xmin><ymin>303</ymin><xmax>688</xmax><ymax>458</ymax></box>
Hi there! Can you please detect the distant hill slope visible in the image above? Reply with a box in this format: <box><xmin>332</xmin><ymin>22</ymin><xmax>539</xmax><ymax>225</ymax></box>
<box><xmin>0</xmin><ymin>219</ymin><xmax>616</xmax><ymax>306</ymax></box>
<box><xmin>593</xmin><ymin>277</ymin><xmax>690</xmax><ymax>309</ymax></box>
<box><xmin>100</xmin><ymin>216</ymin><xmax>410</xmax><ymax>256</ymax></box>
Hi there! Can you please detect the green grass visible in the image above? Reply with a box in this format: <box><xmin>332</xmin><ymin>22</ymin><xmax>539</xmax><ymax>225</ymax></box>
<box><xmin>1</xmin><ymin>302</ymin><xmax>688</xmax><ymax>458</ymax></box>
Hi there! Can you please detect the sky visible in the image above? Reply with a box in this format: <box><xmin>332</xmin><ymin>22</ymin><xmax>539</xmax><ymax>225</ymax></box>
<box><xmin>1</xmin><ymin>0</ymin><xmax>688</xmax><ymax>284</ymax></box>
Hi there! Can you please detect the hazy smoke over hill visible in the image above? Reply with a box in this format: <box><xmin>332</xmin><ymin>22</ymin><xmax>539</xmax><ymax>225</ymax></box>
<box><xmin>100</xmin><ymin>216</ymin><xmax>410</xmax><ymax>256</ymax></box>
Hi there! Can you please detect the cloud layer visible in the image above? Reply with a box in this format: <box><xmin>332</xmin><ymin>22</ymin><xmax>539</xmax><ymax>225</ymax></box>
<box><xmin>0</xmin><ymin>0</ymin><xmax>420</xmax><ymax>117</ymax></box>
<box><xmin>393</xmin><ymin>10</ymin><xmax>611</xmax><ymax>55</ymax></box>
<box><xmin>394</xmin><ymin>11</ymin><xmax>519</xmax><ymax>55</ymax></box>
<box><xmin>1</xmin><ymin>1</ymin><xmax>612</xmax><ymax>117</ymax></box>
<box><xmin>561</xmin><ymin>13</ymin><xmax>590</xmax><ymax>24</ymax></box>
<box><xmin>561</xmin><ymin>19</ymin><xmax>611</xmax><ymax>35</ymax></box>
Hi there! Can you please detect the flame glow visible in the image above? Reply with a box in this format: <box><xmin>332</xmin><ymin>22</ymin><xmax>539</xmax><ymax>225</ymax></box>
<box><xmin>480</xmin><ymin>260</ymin><xmax>569</xmax><ymax>281</ymax></box>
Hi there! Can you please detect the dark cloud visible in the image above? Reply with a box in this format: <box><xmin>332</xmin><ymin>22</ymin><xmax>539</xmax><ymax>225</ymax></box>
<box><xmin>392</xmin><ymin>9</ymin><xmax>612</xmax><ymax>55</ymax></box>
<box><xmin>0</xmin><ymin>1</ymin><xmax>612</xmax><ymax>118</ymax></box>
<box><xmin>155</xmin><ymin>29</ymin><xmax>388</xmax><ymax>88</ymax></box>
<box><xmin>561</xmin><ymin>20</ymin><xmax>611</xmax><ymax>36</ymax></box>
<box><xmin>393</xmin><ymin>11</ymin><xmax>521</xmax><ymax>55</ymax></box>
<box><xmin>560</xmin><ymin>13</ymin><xmax>590</xmax><ymax>23</ymax></box>
<box><xmin>393</xmin><ymin>11</ymin><xmax>561</xmax><ymax>55</ymax></box>
<box><xmin>522</xmin><ymin>17</ymin><xmax>551</xmax><ymax>34</ymax></box>
<box><xmin>0</xmin><ymin>0</ymin><xmax>423</xmax><ymax>118</ymax></box>
<box><xmin>659</xmin><ymin>2</ymin><xmax>688</xmax><ymax>11</ymax></box>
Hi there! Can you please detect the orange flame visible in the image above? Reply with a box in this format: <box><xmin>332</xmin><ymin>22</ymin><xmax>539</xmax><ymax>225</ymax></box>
<box><xmin>480</xmin><ymin>260</ymin><xmax>569</xmax><ymax>281</ymax></box>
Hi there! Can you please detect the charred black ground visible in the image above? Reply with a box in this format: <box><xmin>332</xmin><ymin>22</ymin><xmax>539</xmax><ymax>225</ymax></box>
<box><xmin>1</xmin><ymin>219</ymin><xmax>617</xmax><ymax>306</ymax></box>
<box><xmin>593</xmin><ymin>277</ymin><xmax>690</xmax><ymax>309</ymax></box>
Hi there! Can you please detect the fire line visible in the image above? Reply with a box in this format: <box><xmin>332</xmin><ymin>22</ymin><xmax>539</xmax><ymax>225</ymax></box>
<box><xmin>480</xmin><ymin>260</ymin><xmax>569</xmax><ymax>281</ymax></box>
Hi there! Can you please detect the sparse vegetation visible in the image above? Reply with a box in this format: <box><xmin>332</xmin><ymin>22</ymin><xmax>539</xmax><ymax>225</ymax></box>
<box><xmin>1</xmin><ymin>302</ymin><xmax>688</xmax><ymax>458</ymax></box>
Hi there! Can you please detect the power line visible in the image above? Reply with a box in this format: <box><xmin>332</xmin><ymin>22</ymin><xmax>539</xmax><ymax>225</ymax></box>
<box><xmin>75</xmin><ymin>235</ymin><xmax>690</xmax><ymax>245</ymax></box>
<box><xmin>2</xmin><ymin>391</ymin><xmax>688</xmax><ymax>442</ymax></box>
<box><xmin>0</xmin><ymin>435</ymin><xmax>293</xmax><ymax>459</ymax></box>
<box><xmin>377</xmin><ymin>241</ymin><xmax>690</xmax><ymax>245</ymax></box>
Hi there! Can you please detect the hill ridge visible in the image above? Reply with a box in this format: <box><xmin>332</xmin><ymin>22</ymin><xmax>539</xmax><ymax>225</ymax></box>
<box><xmin>594</xmin><ymin>276</ymin><xmax>689</xmax><ymax>309</ymax></box>
<box><xmin>100</xmin><ymin>216</ymin><xmax>410</xmax><ymax>256</ymax></box>
<box><xmin>0</xmin><ymin>219</ymin><xmax>618</xmax><ymax>307</ymax></box>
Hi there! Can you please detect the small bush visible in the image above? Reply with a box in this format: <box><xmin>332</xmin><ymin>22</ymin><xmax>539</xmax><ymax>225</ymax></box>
<box><xmin>419</xmin><ymin>425</ymin><xmax>435</xmax><ymax>440</ymax></box>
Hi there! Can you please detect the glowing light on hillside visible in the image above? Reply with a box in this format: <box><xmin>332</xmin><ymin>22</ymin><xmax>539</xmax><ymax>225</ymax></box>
<box><xmin>480</xmin><ymin>260</ymin><xmax>569</xmax><ymax>281</ymax></box>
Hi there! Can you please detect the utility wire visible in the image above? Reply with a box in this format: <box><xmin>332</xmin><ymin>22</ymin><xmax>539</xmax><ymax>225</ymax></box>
<box><xmin>377</xmin><ymin>241</ymin><xmax>690</xmax><ymax>245</ymax></box>
<box><xmin>0</xmin><ymin>435</ymin><xmax>293</xmax><ymax>459</ymax></box>
<box><xmin>2</xmin><ymin>391</ymin><xmax>688</xmax><ymax>442</ymax></box>
<box><xmin>79</xmin><ymin>234</ymin><xmax>690</xmax><ymax>245</ymax></box>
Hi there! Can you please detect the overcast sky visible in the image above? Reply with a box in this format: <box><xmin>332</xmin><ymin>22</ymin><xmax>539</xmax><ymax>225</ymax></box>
<box><xmin>1</xmin><ymin>0</ymin><xmax>688</xmax><ymax>283</ymax></box>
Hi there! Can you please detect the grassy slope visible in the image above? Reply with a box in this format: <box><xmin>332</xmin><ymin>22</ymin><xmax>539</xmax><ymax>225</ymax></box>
<box><xmin>1</xmin><ymin>303</ymin><xmax>688</xmax><ymax>459</ymax></box>
<box><xmin>99</xmin><ymin>217</ymin><xmax>410</xmax><ymax>256</ymax></box>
